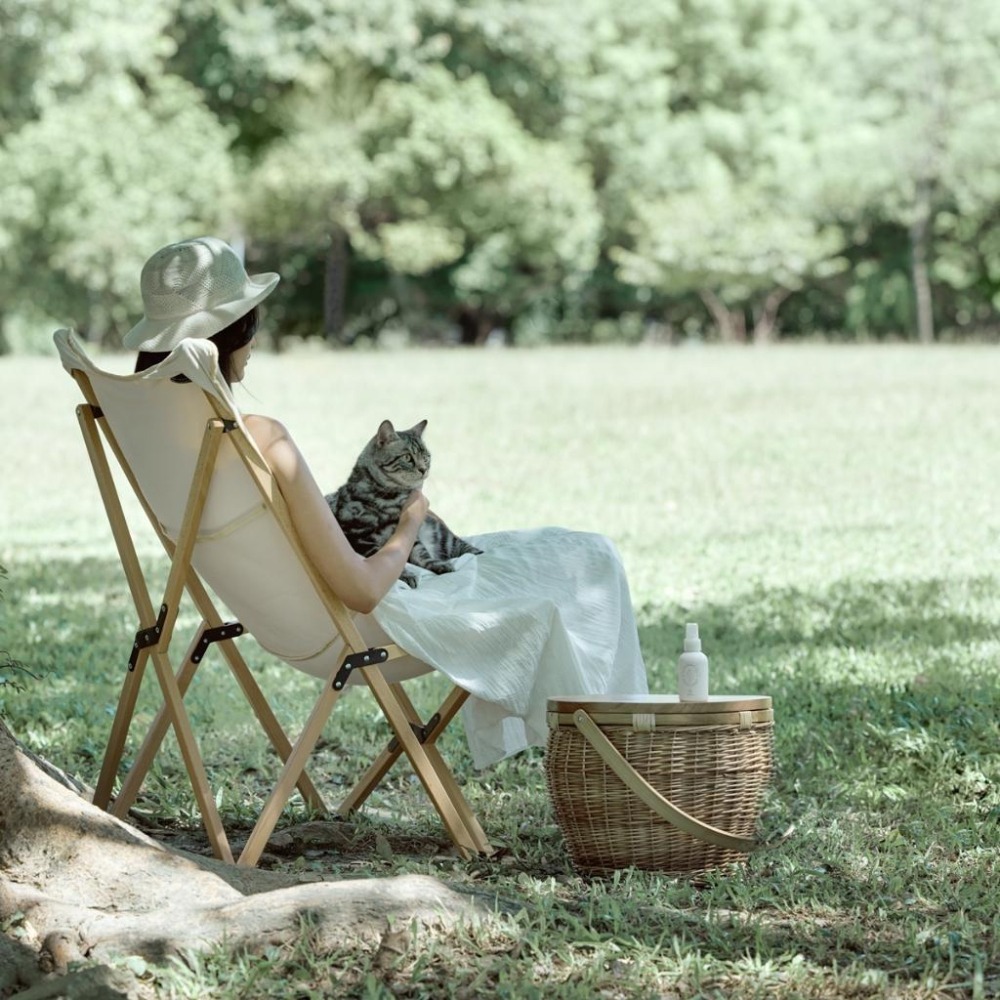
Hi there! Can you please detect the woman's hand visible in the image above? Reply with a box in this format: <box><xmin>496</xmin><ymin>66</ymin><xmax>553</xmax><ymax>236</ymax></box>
<box><xmin>399</xmin><ymin>489</ymin><xmax>429</xmax><ymax>531</ymax></box>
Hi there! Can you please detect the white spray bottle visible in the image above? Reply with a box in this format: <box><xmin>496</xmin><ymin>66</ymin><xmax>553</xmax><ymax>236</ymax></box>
<box><xmin>677</xmin><ymin>622</ymin><xmax>709</xmax><ymax>701</ymax></box>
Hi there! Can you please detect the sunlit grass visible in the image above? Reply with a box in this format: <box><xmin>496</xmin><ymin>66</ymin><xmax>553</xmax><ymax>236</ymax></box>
<box><xmin>2</xmin><ymin>342</ymin><xmax>999</xmax><ymax>998</ymax></box>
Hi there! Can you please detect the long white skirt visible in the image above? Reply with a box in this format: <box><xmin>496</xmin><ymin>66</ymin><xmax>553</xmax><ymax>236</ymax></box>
<box><xmin>367</xmin><ymin>527</ymin><xmax>649</xmax><ymax>768</ymax></box>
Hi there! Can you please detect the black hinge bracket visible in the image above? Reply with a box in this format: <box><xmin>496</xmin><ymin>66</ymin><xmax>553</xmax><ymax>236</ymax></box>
<box><xmin>191</xmin><ymin>621</ymin><xmax>244</xmax><ymax>663</ymax></box>
<box><xmin>332</xmin><ymin>646</ymin><xmax>389</xmax><ymax>690</ymax></box>
<box><xmin>387</xmin><ymin>712</ymin><xmax>442</xmax><ymax>754</ymax></box>
<box><xmin>221</xmin><ymin>419</ymin><xmax>237</xmax><ymax>432</ymax></box>
<box><xmin>128</xmin><ymin>603</ymin><xmax>168</xmax><ymax>671</ymax></box>
<box><xmin>89</xmin><ymin>404</ymin><xmax>104</xmax><ymax>419</ymax></box>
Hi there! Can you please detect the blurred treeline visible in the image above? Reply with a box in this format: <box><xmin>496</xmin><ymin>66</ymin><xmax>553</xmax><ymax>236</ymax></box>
<box><xmin>2</xmin><ymin>0</ymin><xmax>999</xmax><ymax>352</ymax></box>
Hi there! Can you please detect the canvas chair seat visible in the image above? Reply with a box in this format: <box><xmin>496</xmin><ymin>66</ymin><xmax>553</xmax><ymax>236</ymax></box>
<box><xmin>54</xmin><ymin>328</ymin><xmax>490</xmax><ymax>866</ymax></box>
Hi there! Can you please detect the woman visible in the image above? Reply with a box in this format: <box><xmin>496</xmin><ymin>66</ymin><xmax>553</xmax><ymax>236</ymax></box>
<box><xmin>126</xmin><ymin>236</ymin><xmax>647</xmax><ymax>767</ymax></box>
<box><xmin>130</xmin><ymin>236</ymin><xmax>428</xmax><ymax>614</ymax></box>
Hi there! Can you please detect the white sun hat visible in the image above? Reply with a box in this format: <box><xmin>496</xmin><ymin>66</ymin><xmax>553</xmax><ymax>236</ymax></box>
<box><xmin>122</xmin><ymin>236</ymin><xmax>280</xmax><ymax>352</ymax></box>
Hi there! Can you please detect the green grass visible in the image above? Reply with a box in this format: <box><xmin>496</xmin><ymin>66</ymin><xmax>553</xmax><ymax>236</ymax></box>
<box><xmin>1</xmin><ymin>343</ymin><xmax>999</xmax><ymax>998</ymax></box>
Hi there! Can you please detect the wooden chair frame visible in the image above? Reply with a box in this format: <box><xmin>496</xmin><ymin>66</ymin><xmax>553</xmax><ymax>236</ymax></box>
<box><xmin>69</xmin><ymin>368</ymin><xmax>492</xmax><ymax>867</ymax></box>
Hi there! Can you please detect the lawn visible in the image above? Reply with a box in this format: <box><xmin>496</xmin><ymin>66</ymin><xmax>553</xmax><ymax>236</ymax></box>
<box><xmin>1</xmin><ymin>342</ymin><xmax>999</xmax><ymax>998</ymax></box>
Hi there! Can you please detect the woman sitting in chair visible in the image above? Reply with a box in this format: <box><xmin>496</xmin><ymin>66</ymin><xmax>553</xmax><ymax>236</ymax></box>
<box><xmin>127</xmin><ymin>236</ymin><xmax>648</xmax><ymax>768</ymax></box>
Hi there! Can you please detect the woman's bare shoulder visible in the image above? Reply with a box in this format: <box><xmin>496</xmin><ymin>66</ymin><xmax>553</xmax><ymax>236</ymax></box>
<box><xmin>243</xmin><ymin>413</ymin><xmax>290</xmax><ymax>451</ymax></box>
<box><xmin>242</xmin><ymin>414</ymin><xmax>313</xmax><ymax>486</ymax></box>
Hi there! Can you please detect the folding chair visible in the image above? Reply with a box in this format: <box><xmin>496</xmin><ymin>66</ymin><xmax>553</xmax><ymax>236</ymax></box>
<box><xmin>54</xmin><ymin>329</ymin><xmax>492</xmax><ymax>867</ymax></box>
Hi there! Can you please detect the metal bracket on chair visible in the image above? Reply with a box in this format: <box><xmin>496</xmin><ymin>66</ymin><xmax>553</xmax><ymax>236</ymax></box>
<box><xmin>221</xmin><ymin>419</ymin><xmax>237</xmax><ymax>432</ymax></box>
<box><xmin>191</xmin><ymin>621</ymin><xmax>244</xmax><ymax>663</ymax></box>
<box><xmin>128</xmin><ymin>603</ymin><xmax>168</xmax><ymax>671</ymax></box>
<box><xmin>332</xmin><ymin>647</ymin><xmax>389</xmax><ymax>690</ymax></box>
<box><xmin>88</xmin><ymin>404</ymin><xmax>104</xmax><ymax>419</ymax></box>
<box><xmin>387</xmin><ymin>712</ymin><xmax>442</xmax><ymax>754</ymax></box>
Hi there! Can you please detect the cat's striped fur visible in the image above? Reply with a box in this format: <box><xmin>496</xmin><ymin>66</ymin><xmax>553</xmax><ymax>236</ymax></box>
<box><xmin>325</xmin><ymin>418</ymin><xmax>482</xmax><ymax>588</ymax></box>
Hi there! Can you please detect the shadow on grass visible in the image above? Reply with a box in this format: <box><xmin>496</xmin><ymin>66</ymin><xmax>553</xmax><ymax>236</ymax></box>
<box><xmin>638</xmin><ymin>574</ymin><xmax>1000</xmax><ymax>757</ymax></box>
<box><xmin>0</xmin><ymin>553</ymin><xmax>488</xmax><ymax>857</ymax></box>
<box><xmin>6</xmin><ymin>554</ymin><xmax>1000</xmax><ymax>801</ymax></box>
<box><xmin>639</xmin><ymin>574</ymin><xmax>1000</xmax><ymax>671</ymax></box>
<box><xmin>4</xmin><ymin>556</ymin><xmax>999</xmax><ymax>984</ymax></box>
<box><xmin>626</xmin><ymin>576</ymin><xmax>999</xmax><ymax>982</ymax></box>
<box><xmin>637</xmin><ymin>573</ymin><xmax>1000</xmax><ymax>817</ymax></box>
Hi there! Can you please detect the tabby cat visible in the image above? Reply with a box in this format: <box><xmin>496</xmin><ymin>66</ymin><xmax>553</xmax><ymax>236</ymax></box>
<box><xmin>325</xmin><ymin>418</ymin><xmax>482</xmax><ymax>588</ymax></box>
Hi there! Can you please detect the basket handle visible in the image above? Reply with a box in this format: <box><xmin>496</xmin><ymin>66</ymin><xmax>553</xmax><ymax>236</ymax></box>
<box><xmin>572</xmin><ymin>709</ymin><xmax>759</xmax><ymax>853</ymax></box>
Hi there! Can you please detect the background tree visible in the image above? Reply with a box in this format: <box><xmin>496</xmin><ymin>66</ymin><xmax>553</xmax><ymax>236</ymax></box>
<box><xmin>606</xmin><ymin>0</ymin><xmax>845</xmax><ymax>342</ymax></box>
<box><xmin>0</xmin><ymin>0</ymin><xmax>235</xmax><ymax>347</ymax></box>
<box><xmin>0</xmin><ymin>78</ymin><xmax>235</xmax><ymax>345</ymax></box>
<box><xmin>356</xmin><ymin>66</ymin><xmax>600</xmax><ymax>344</ymax></box>
<box><xmin>171</xmin><ymin>0</ymin><xmax>415</xmax><ymax>345</ymax></box>
<box><xmin>1</xmin><ymin>0</ymin><xmax>999</xmax><ymax>349</ymax></box>
<box><xmin>819</xmin><ymin>0</ymin><xmax>1000</xmax><ymax>342</ymax></box>
<box><xmin>213</xmin><ymin>0</ymin><xmax>602</xmax><ymax>345</ymax></box>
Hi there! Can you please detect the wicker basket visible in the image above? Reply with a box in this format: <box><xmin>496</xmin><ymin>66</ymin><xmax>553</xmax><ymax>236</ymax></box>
<box><xmin>546</xmin><ymin>694</ymin><xmax>774</xmax><ymax>876</ymax></box>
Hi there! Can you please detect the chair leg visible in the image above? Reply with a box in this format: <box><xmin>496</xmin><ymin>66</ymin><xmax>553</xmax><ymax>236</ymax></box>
<box><xmin>418</xmin><ymin>740</ymin><xmax>492</xmax><ymax>856</ymax></box>
<box><xmin>99</xmin><ymin>628</ymin><xmax>235</xmax><ymax>863</ymax></box>
<box><xmin>78</xmin><ymin>402</ymin><xmax>155</xmax><ymax>810</ymax></box>
<box><xmin>111</xmin><ymin>629</ymin><xmax>206</xmax><ymax>816</ymax></box>
<box><xmin>389</xmin><ymin>683</ymin><xmax>492</xmax><ymax>856</ymax></box>
<box><xmin>238</xmin><ymin>681</ymin><xmax>346</xmax><ymax>867</ymax></box>
<box><xmin>362</xmin><ymin>672</ymin><xmax>492</xmax><ymax>858</ymax></box>
<box><xmin>181</xmin><ymin>573</ymin><xmax>328</xmax><ymax>814</ymax></box>
<box><xmin>115</xmin><ymin>624</ymin><xmax>330</xmax><ymax>822</ymax></box>
<box><xmin>338</xmin><ymin>683</ymin><xmax>468</xmax><ymax>816</ymax></box>
<box><xmin>93</xmin><ymin>651</ymin><xmax>149</xmax><ymax>810</ymax></box>
<box><xmin>213</xmin><ymin>635</ymin><xmax>328</xmax><ymax>814</ymax></box>
<box><xmin>147</xmin><ymin>645</ymin><xmax>234</xmax><ymax>864</ymax></box>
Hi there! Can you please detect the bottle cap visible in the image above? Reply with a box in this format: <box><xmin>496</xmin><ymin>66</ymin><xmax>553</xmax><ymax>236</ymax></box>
<box><xmin>683</xmin><ymin>622</ymin><xmax>701</xmax><ymax>652</ymax></box>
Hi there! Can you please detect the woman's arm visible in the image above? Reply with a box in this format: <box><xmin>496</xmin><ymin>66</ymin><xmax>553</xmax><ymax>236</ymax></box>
<box><xmin>244</xmin><ymin>414</ymin><xmax>428</xmax><ymax>614</ymax></box>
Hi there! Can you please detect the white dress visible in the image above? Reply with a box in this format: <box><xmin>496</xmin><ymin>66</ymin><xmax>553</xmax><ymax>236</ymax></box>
<box><xmin>53</xmin><ymin>332</ymin><xmax>649</xmax><ymax>770</ymax></box>
<box><xmin>369</xmin><ymin>526</ymin><xmax>649</xmax><ymax>768</ymax></box>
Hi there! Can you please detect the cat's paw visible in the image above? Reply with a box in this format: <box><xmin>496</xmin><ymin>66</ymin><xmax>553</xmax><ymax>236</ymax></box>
<box><xmin>425</xmin><ymin>562</ymin><xmax>455</xmax><ymax>576</ymax></box>
<box><xmin>400</xmin><ymin>570</ymin><xmax>419</xmax><ymax>588</ymax></box>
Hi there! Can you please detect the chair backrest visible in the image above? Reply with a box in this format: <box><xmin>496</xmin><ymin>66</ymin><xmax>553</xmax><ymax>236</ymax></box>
<box><xmin>54</xmin><ymin>329</ymin><xmax>354</xmax><ymax>676</ymax></box>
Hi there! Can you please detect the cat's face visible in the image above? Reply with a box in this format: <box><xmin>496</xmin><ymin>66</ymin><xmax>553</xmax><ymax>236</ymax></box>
<box><xmin>367</xmin><ymin>418</ymin><xmax>431</xmax><ymax>490</ymax></box>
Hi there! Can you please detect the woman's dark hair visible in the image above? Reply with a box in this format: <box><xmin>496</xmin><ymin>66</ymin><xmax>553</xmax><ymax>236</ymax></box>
<box><xmin>133</xmin><ymin>307</ymin><xmax>260</xmax><ymax>385</ymax></box>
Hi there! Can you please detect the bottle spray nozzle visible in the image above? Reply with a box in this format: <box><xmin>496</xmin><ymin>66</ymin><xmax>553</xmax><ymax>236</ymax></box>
<box><xmin>683</xmin><ymin>622</ymin><xmax>701</xmax><ymax>652</ymax></box>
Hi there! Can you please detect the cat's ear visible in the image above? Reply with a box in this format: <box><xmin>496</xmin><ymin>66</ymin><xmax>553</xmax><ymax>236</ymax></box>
<box><xmin>410</xmin><ymin>419</ymin><xmax>428</xmax><ymax>438</ymax></box>
<box><xmin>376</xmin><ymin>419</ymin><xmax>397</xmax><ymax>446</ymax></box>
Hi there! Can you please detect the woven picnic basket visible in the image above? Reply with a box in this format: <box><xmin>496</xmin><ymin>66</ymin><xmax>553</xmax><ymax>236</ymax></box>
<box><xmin>545</xmin><ymin>694</ymin><xmax>774</xmax><ymax>875</ymax></box>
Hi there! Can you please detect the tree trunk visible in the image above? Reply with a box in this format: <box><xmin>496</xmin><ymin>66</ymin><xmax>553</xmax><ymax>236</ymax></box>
<box><xmin>910</xmin><ymin>181</ymin><xmax>935</xmax><ymax>344</ymax></box>
<box><xmin>0</xmin><ymin>717</ymin><xmax>486</xmax><ymax>993</ymax></box>
<box><xmin>750</xmin><ymin>288</ymin><xmax>791</xmax><ymax>345</ymax></box>
<box><xmin>323</xmin><ymin>226</ymin><xmax>350</xmax><ymax>346</ymax></box>
<box><xmin>698</xmin><ymin>290</ymin><xmax>746</xmax><ymax>343</ymax></box>
<box><xmin>456</xmin><ymin>308</ymin><xmax>494</xmax><ymax>346</ymax></box>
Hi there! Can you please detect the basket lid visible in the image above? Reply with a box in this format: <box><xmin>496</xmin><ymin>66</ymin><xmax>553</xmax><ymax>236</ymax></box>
<box><xmin>546</xmin><ymin>694</ymin><xmax>772</xmax><ymax>730</ymax></box>
<box><xmin>547</xmin><ymin>694</ymin><xmax>770</xmax><ymax>714</ymax></box>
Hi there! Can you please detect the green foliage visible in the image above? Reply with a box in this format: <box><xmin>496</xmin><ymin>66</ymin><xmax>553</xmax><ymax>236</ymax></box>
<box><xmin>0</xmin><ymin>564</ymin><xmax>32</xmax><ymax>691</ymax></box>
<box><xmin>0</xmin><ymin>1</ymin><xmax>234</xmax><ymax>347</ymax></box>
<box><xmin>816</xmin><ymin>0</ymin><xmax>1000</xmax><ymax>338</ymax></box>
<box><xmin>243</xmin><ymin>53</ymin><xmax>600</xmax><ymax>336</ymax></box>
<box><xmin>821</xmin><ymin>0</ymin><xmax>1000</xmax><ymax>220</ymax></box>
<box><xmin>2</xmin><ymin>0</ymin><xmax>1000</xmax><ymax>347</ymax></box>
<box><xmin>606</xmin><ymin>0</ymin><xmax>850</xmax><ymax>340</ymax></box>
<box><xmin>362</xmin><ymin>68</ymin><xmax>599</xmax><ymax>313</ymax></box>
<box><xmin>2</xmin><ymin>346</ymin><xmax>1000</xmax><ymax>996</ymax></box>
<box><xmin>0</xmin><ymin>0</ymin><xmax>180</xmax><ymax>131</ymax></box>
<box><xmin>0</xmin><ymin>77</ymin><xmax>234</xmax><ymax>340</ymax></box>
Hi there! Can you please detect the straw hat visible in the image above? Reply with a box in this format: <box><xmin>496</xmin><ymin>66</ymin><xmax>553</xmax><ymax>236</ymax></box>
<box><xmin>123</xmin><ymin>236</ymin><xmax>279</xmax><ymax>352</ymax></box>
